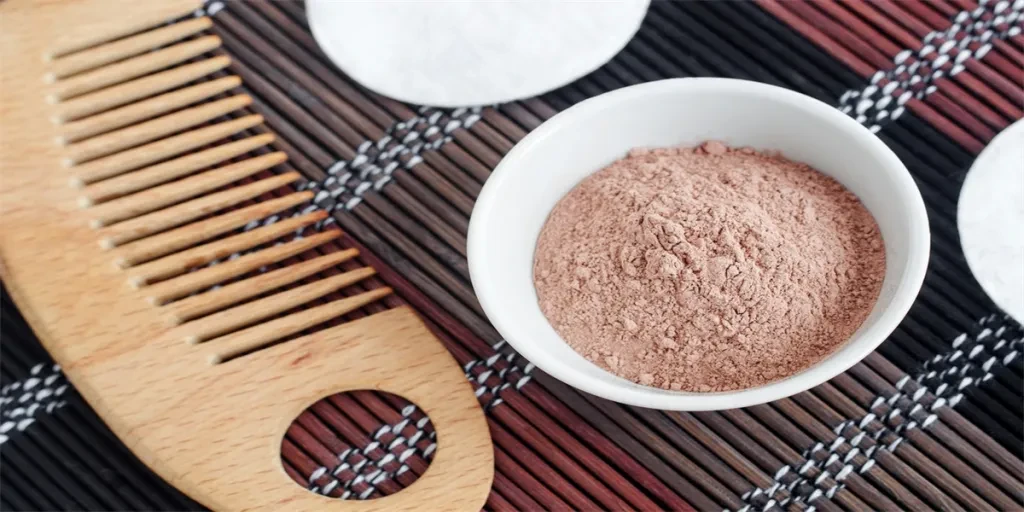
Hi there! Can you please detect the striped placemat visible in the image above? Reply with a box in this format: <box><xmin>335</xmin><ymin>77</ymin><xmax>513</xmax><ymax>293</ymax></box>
<box><xmin>2</xmin><ymin>1</ymin><xmax>1022</xmax><ymax>510</ymax></box>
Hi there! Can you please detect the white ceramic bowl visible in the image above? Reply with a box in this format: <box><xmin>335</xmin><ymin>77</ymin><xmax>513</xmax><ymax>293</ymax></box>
<box><xmin>468</xmin><ymin>78</ymin><xmax>929</xmax><ymax>410</ymax></box>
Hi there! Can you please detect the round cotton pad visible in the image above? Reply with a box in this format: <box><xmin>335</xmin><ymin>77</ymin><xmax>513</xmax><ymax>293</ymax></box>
<box><xmin>958</xmin><ymin>119</ymin><xmax>1024</xmax><ymax>322</ymax></box>
<box><xmin>306</xmin><ymin>0</ymin><xmax>650</xmax><ymax>107</ymax></box>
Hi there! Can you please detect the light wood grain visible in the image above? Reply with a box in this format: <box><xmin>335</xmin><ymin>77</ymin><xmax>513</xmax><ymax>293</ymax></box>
<box><xmin>54</xmin><ymin>57</ymin><xmax>232</xmax><ymax>123</ymax></box>
<box><xmin>47</xmin><ymin>17</ymin><xmax>213</xmax><ymax>80</ymax></box>
<box><xmin>142</xmin><ymin>229</ymin><xmax>340</xmax><ymax>305</ymax></box>
<box><xmin>180</xmin><ymin>267</ymin><xmax>377</xmax><ymax>344</ymax></box>
<box><xmin>59</xmin><ymin>76</ymin><xmax>243</xmax><ymax>143</ymax></box>
<box><xmin>113</xmin><ymin>191</ymin><xmax>313</xmax><ymax>267</ymax></box>
<box><xmin>50</xmin><ymin>35</ymin><xmax>222</xmax><ymax>101</ymax></box>
<box><xmin>72</xmin><ymin>114</ymin><xmax>264</xmax><ymax>185</ymax></box>
<box><xmin>204</xmin><ymin>287</ymin><xmax>394</xmax><ymax>363</ymax></box>
<box><xmin>44</xmin><ymin>0</ymin><xmax>204</xmax><ymax>59</ymax></box>
<box><xmin>0</xmin><ymin>2</ymin><xmax>493</xmax><ymax>510</ymax></box>
<box><xmin>98</xmin><ymin>173</ymin><xmax>301</xmax><ymax>247</ymax></box>
<box><xmin>82</xmin><ymin>132</ymin><xmax>272</xmax><ymax>204</ymax></box>
<box><xmin>86</xmin><ymin>150</ymin><xmax>285</xmax><ymax>226</ymax></box>
<box><xmin>65</xmin><ymin>95</ymin><xmax>253</xmax><ymax>164</ymax></box>
<box><xmin>169</xmin><ymin>250</ymin><xmax>360</xmax><ymax>324</ymax></box>
<box><xmin>128</xmin><ymin>210</ymin><xmax>327</xmax><ymax>287</ymax></box>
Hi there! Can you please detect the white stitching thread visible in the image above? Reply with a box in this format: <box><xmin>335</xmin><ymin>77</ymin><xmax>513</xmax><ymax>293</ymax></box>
<box><xmin>745</xmin><ymin>315</ymin><xmax>1020</xmax><ymax>508</ymax></box>
<box><xmin>463</xmin><ymin>340</ymin><xmax>535</xmax><ymax>411</ymax></box>
<box><xmin>306</xmin><ymin>107</ymin><xmax>482</xmax><ymax>214</ymax></box>
<box><xmin>738</xmin><ymin>2</ymin><xmax>1022</xmax><ymax>506</ymax></box>
<box><xmin>0</xmin><ymin>364</ymin><xmax>69</xmax><ymax>445</ymax></box>
<box><xmin>837</xmin><ymin>0</ymin><xmax>1023</xmax><ymax>133</ymax></box>
<box><xmin>306</xmin><ymin>404</ymin><xmax>435</xmax><ymax>499</ymax></box>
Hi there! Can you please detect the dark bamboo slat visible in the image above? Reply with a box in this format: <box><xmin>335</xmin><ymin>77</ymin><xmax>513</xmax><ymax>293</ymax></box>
<box><xmin>544</xmin><ymin>36</ymin><xmax>1015</xmax><ymax>512</ymax></box>
<box><xmin>860</xmin><ymin>0</ymin><xmax>1022</xmax><ymax>117</ymax></box>
<box><xmin>0</xmin><ymin>453</ymin><xmax>61</xmax><ymax>511</ymax></box>
<box><xmin>530</xmin><ymin>374</ymin><xmax>719</xmax><ymax>511</ymax></box>
<box><xmin>809</xmin><ymin>381</ymin><xmax>1009</xmax><ymax>510</ymax></box>
<box><xmin>698</xmin><ymin>411</ymin><xmax>873</xmax><ymax>512</ymax></box>
<box><xmin>3</xmin><ymin>2</ymin><xmax>1022</xmax><ymax>511</ymax></box>
<box><xmin>793</xmin><ymin>387</ymin><xmax>976</xmax><ymax>511</ymax></box>
<box><xmin>727</xmin><ymin>406</ymin><xmax>901</xmax><ymax>511</ymax></box>
<box><xmin>238</xmin><ymin>2</ymin><xmax>505</xmax><ymax>196</ymax></box>
<box><xmin>221</xmin><ymin>163</ymin><xmax>688</xmax><ymax>507</ymax></box>
<box><xmin>768</xmin><ymin>399</ymin><xmax>933</xmax><ymax>511</ymax></box>
<box><xmin>754</xmin><ymin>0</ymin><xmax>983</xmax><ymax>153</ymax></box>
<box><xmin>860</xmin><ymin>355</ymin><xmax>1024</xmax><ymax>482</ymax></box>
<box><xmin>631</xmin><ymin>408</ymin><xmax>759</xmax><ymax>501</ymax></box>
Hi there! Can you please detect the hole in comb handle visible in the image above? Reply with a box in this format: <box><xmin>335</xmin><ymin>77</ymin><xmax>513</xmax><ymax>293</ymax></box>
<box><xmin>282</xmin><ymin>391</ymin><xmax>435</xmax><ymax>501</ymax></box>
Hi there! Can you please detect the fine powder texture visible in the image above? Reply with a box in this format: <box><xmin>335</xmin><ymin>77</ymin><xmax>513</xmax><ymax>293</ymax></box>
<box><xmin>533</xmin><ymin>142</ymin><xmax>886</xmax><ymax>392</ymax></box>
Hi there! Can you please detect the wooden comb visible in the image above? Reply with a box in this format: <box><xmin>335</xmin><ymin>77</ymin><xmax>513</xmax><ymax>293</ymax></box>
<box><xmin>0</xmin><ymin>1</ymin><xmax>494</xmax><ymax>510</ymax></box>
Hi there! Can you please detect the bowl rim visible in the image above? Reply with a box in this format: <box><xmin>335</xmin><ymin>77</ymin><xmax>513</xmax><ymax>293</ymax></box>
<box><xmin>468</xmin><ymin>77</ymin><xmax>930</xmax><ymax>410</ymax></box>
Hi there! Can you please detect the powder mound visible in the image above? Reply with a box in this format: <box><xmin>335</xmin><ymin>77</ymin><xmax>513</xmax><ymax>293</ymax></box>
<box><xmin>533</xmin><ymin>141</ymin><xmax>885</xmax><ymax>392</ymax></box>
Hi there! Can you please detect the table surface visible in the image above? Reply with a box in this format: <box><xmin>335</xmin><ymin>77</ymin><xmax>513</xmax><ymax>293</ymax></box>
<box><xmin>1</xmin><ymin>1</ymin><xmax>1022</xmax><ymax>511</ymax></box>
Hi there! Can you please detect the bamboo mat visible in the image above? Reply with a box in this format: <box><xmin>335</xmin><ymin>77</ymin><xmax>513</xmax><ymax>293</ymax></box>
<box><xmin>2</xmin><ymin>1</ymin><xmax>1023</xmax><ymax>510</ymax></box>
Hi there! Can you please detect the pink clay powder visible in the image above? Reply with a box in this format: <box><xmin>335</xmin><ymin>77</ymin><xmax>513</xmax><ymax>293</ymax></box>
<box><xmin>533</xmin><ymin>141</ymin><xmax>885</xmax><ymax>392</ymax></box>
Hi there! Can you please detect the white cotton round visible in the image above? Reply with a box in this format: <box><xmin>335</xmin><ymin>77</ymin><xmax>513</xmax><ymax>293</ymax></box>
<box><xmin>958</xmin><ymin>119</ymin><xmax>1024</xmax><ymax>322</ymax></box>
<box><xmin>306</xmin><ymin>0</ymin><xmax>650</xmax><ymax>107</ymax></box>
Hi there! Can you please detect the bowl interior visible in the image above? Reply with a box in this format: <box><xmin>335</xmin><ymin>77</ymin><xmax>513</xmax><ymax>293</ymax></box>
<box><xmin>468</xmin><ymin>79</ymin><xmax>928</xmax><ymax>410</ymax></box>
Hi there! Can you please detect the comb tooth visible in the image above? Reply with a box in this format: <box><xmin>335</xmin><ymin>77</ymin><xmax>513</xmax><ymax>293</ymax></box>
<box><xmin>49</xmin><ymin>36</ymin><xmax>222</xmax><ymax>102</ymax></box>
<box><xmin>205</xmin><ymin>287</ymin><xmax>393</xmax><ymax>364</ymax></box>
<box><xmin>72</xmin><ymin>114</ymin><xmax>263</xmax><ymax>185</ymax></box>
<box><xmin>168</xmin><ymin>250</ymin><xmax>359</xmax><ymax>324</ymax></box>
<box><xmin>82</xmin><ymin>133</ymin><xmax>273</xmax><ymax>204</ymax></box>
<box><xmin>128</xmin><ymin>211</ymin><xmax>328</xmax><ymax>288</ymax></box>
<box><xmin>113</xmin><ymin>191</ymin><xmax>313</xmax><ymax>267</ymax></box>
<box><xmin>54</xmin><ymin>57</ymin><xmax>232</xmax><ymax>123</ymax></box>
<box><xmin>98</xmin><ymin>172</ymin><xmax>299</xmax><ymax>248</ymax></box>
<box><xmin>60</xmin><ymin>76</ymin><xmax>243</xmax><ymax>144</ymax></box>
<box><xmin>47</xmin><ymin>18</ymin><xmax>213</xmax><ymax>80</ymax></box>
<box><xmin>87</xmin><ymin>151</ymin><xmax>286</xmax><ymax>227</ymax></box>
<box><xmin>46</xmin><ymin>0</ymin><xmax>202</xmax><ymax>59</ymax></box>
<box><xmin>143</xmin><ymin>230</ymin><xmax>341</xmax><ymax>305</ymax></box>
<box><xmin>181</xmin><ymin>267</ymin><xmax>377</xmax><ymax>344</ymax></box>
<box><xmin>64</xmin><ymin>95</ymin><xmax>252</xmax><ymax>165</ymax></box>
